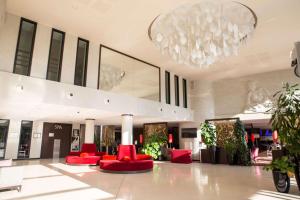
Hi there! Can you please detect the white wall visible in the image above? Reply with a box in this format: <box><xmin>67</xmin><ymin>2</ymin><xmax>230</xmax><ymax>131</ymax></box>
<box><xmin>60</xmin><ymin>33</ymin><xmax>77</xmax><ymax>85</ymax></box>
<box><xmin>29</xmin><ymin>121</ymin><xmax>43</xmax><ymax>158</ymax></box>
<box><xmin>0</xmin><ymin>13</ymin><xmax>19</xmax><ymax>72</ymax></box>
<box><xmin>5</xmin><ymin>120</ymin><xmax>21</xmax><ymax>159</ymax></box>
<box><xmin>30</xmin><ymin>25</ymin><xmax>51</xmax><ymax>79</ymax></box>
<box><xmin>213</xmin><ymin>69</ymin><xmax>300</xmax><ymax>119</ymax></box>
<box><xmin>86</xmin><ymin>42</ymin><xmax>99</xmax><ymax>89</ymax></box>
<box><xmin>0</xmin><ymin>0</ymin><xmax>6</xmax><ymax>27</ymax></box>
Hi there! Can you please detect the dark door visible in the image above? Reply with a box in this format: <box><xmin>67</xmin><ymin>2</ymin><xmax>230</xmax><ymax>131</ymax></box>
<box><xmin>0</xmin><ymin>120</ymin><xmax>9</xmax><ymax>159</ymax></box>
<box><xmin>41</xmin><ymin>123</ymin><xmax>72</xmax><ymax>159</ymax></box>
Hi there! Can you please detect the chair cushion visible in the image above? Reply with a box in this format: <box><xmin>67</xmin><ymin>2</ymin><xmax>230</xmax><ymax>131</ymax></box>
<box><xmin>102</xmin><ymin>155</ymin><xmax>117</xmax><ymax>160</ymax></box>
<box><xmin>122</xmin><ymin>156</ymin><xmax>131</xmax><ymax>161</ymax></box>
<box><xmin>136</xmin><ymin>154</ymin><xmax>152</xmax><ymax>160</ymax></box>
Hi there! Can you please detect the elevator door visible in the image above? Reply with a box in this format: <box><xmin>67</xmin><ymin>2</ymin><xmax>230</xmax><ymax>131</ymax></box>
<box><xmin>41</xmin><ymin>123</ymin><xmax>72</xmax><ymax>159</ymax></box>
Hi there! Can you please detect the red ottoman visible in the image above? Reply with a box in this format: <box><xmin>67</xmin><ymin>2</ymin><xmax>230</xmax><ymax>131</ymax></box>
<box><xmin>171</xmin><ymin>149</ymin><xmax>192</xmax><ymax>164</ymax></box>
<box><xmin>99</xmin><ymin>160</ymin><xmax>153</xmax><ymax>172</ymax></box>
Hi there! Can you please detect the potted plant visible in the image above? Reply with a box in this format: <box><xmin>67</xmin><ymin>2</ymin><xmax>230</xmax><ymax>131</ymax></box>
<box><xmin>268</xmin><ymin>83</ymin><xmax>300</xmax><ymax>192</ymax></box>
<box><xmin>234</xmin><ymin>119</ymin><xmax>251</xmax><ymax>166</ymax></box>
<box><xmin>142</xmin><ymin>131</ymin><xmax>167</xmax><ymax>160</ymax></box>
<box><xmin>264</xmin><ymin>156</ymin><xmax>295</xmax><ymax>193</ymax></box>
<box><xmin>200</xmin><ymin>121</ymin><xmax>217</xmax><ymax>164</ymax></box>
<box><xmin>224</xmin><ymin>138</ymin><xmax>237</xmax><ymax>165</ymax></box>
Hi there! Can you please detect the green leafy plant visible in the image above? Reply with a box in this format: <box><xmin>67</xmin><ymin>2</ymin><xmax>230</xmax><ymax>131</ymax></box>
<box><xmin>264</xmin><ymin>156</ymin><xmax>296</xmax><ymax>174</ymax></box>
<box><xmin>224</xmin><ymin>138</ymin><xmax>237</xmax><ymax>164</ymax></box>
<box><xmin>234</xmin><ymin>119</ymin><xmax>251</xmax><ymax>166</ymax></box>
<box><xmin>270</xmin><ymin>83</ymin><xmax>300</xmax><ymax>156</ymax></box>
<box><xmin>142</xmin><ymin>132</ymin><xmax>167</xmax><ymax>160</ymax></box>
<box><xmin>200</xmin><ymin>121</ymin><xmax>216</xmax><ymax>147</ymax></box>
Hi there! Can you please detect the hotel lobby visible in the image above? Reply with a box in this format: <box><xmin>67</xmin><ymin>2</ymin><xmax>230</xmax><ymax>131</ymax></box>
<box><xmin>0</xmin><ymin>0</ymin><xmax>300</xmax><ymax>199</ymax></box>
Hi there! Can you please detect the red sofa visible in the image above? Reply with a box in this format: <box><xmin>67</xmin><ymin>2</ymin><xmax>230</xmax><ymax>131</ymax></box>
<box><xmin>170</xmin><ymin>149</ymin><xmax>192</xmax><ymax>164</ymax></box>
<box><xmin>65</xmin><ymin>143</ymin><xmax>106</xmax><ymax>165</ymax></box>
<box><xmin>99</xmin><ymin>145</ymin><xmax>153</xmax><ymax>172</ymax></box>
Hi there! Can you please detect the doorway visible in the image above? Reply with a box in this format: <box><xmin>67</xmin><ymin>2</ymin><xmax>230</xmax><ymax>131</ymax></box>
<box><xmin>41</xmin><ymin>123</ymin><xmax>72</xmax><ymax>159</ymax></box>
<box><xmin>17</xmin><ymin>121</ymin><xmax>33</xmax><ymax>159</ymax></box>
<box><xmin>0</xmin><ymin>120</ymin><xmax>9</xmax><ymax>159</ymax></box>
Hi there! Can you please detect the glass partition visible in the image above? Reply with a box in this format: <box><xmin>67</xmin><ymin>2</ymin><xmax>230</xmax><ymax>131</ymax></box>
<box><xmin>99</xmin><ymin>46</ymin><xmax>161</xmax><ymax>102</ymax></box>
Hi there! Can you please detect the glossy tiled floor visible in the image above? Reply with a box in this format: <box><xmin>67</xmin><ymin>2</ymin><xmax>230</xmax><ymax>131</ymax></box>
<box><xmin>1</xmin><ymin>159</ymin><xmax>300</xmax><ymax>200</ymax></box>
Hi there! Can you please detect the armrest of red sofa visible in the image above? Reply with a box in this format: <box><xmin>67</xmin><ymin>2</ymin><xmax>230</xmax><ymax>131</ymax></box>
<box><xmin>68</xmin><ymin>151</ymin><xmax>81</xmax><ymax>156</ymax></box>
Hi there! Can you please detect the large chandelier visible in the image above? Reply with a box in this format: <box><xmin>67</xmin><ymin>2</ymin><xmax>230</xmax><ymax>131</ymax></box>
<box><xmin>148</xmin><ymin>1</ymin><xmax>257</xmax><ymax>67</ymax></box>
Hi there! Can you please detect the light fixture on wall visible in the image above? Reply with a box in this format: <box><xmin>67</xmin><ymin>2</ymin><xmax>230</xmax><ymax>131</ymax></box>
<box><xmin>16</xmin><ymin>85</ymin><xmax>24</xmax><ymax>92</ymax></box>
<box><xmin>148</xmin><ymin>1</ymin><xmax>257</xmax><ymax>68</ymax></box>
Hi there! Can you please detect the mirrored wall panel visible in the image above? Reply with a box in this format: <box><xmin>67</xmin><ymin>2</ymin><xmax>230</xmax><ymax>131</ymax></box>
<box><xmin>99</xmin><ymin>46</ymin><xmax>160</xmax><ymax>102</ymax></box>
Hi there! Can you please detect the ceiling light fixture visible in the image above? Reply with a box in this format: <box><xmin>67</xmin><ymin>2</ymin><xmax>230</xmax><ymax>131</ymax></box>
<box><xmin>148</xmin><ymin>1</ymin><xmax>257</xmax><ymax>68</ymax></box>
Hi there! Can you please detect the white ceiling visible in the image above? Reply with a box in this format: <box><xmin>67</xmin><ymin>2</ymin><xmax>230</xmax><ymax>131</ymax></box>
<box><xmin>6</xmin><ymin>0</ymin><xmax>300</xmax><ymax>81</ymax></box>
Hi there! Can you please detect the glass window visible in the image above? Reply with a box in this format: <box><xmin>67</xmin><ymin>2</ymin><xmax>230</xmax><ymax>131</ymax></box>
<box><xmin>47</xmin><ymin>29</ymin><xmax>65</xmax><ymax>81</ymax></box>
<box><xmin>174</xmin><ymin>75</ymin><xmax>179</xmax><ymax>106</ymax></box>
<box><xmin>74</xmin><ymin>38</ymin><xmax>89</xmax><ymax>86</ymax></box>
<box><xmin>13</xmin><ymin>18</ymin><xmax>37</xmax><ymax>76</ymax></box>
<box><xmin>18</xmin><ymin>121</ymin><xmax>33</xmax><ymax>159</ymax></box>
<box><xmin>0</xmin><ymin>120</ymin><xmax>9</xmax><ymax>159</ymax></box>
<box><xmin>183</xmin><ymin>78</ymin><xmax>187</xmax><ymax>108</ymax></box>
<box><xmin>165</xmin><ymin>71</ymin><xmax>171</xmax><ymax>104</ymax></box>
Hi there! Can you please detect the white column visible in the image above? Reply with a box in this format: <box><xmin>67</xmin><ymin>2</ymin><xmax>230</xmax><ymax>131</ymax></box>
<box><xmin>85</xmin><ymin>119</ymin><xmax>95</xmax><ymax>143</ymax></box>
<box><xmin>121</xmin><ymin>114</ymin><xmax>133</xmax><ymax>145</ymax></box>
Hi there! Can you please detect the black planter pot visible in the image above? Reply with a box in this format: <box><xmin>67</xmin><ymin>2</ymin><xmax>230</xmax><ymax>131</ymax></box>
<box><xmin>272</xmin><ymin>170</ymin><xmax>290</xmax><ymax>193</ymax></box>
<box><xmin>293</xmin><ymin>157</ymin><xmax>300</xmax><ymax>191</ymax></box>
<box><xmin>208</xmin><ymin>146</ymin><xmax>220</xmax><ymax>164</ymax></box>
<box><xmin>227</xmin><ymin>153</ymin><xmax>238</xmax><ymax>165</ymax></box>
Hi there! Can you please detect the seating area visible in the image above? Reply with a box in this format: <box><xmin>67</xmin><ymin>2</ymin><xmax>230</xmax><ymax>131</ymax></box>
<box><xmin>65</xmin><ymin>144</ymin><xmax>191</xmax><ymax>173</ymax></box>
<box><xmin>99</xmin><ymin>145</ymin><xmax>153</xmax><ymax>172</ymax></box>
<box><xmin>65</xmin><ymin>143</ymin><xmax>106</xmax><ymax>165</ymax></box>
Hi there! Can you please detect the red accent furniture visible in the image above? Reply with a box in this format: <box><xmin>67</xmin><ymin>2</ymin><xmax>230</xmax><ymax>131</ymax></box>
<box><xmin>99</xmin><ymin>145</ymin><xmax>153</xmax><ymax>172</ymax></box>
<box><xmin>170</xmin><ymin>149</ymin><xmax>192</xmax><ymax>164</ymax></box>
<box><xmin>65</xmin><ymin>143</ymin><xmax>106</xmax><ymax>165</ymax></box>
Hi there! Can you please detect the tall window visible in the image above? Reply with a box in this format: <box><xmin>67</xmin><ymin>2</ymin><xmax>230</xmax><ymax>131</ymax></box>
<box><xmin>183</xmin><ymin>79</ymin><xmax>187</xmax><ymax>108</ymax></box>
<box><xmin>174</xmin><ymin>75</ymin><xmax>179</xmax><ymax>106</ymax></box>
<box><xmin>17</xmin><ymin>121</ymin><xmax>33</xmax><ymax>159</ymax></box>
<box><xmin>165</xmin><ymin>71</ymin><xmax>171</xmax><ymax>104</ymax></box>
<box><xmin>47</xmin><ymin>29</ymin><xmax>65</xmax><ymax>81</ymax></box>
<box><xmin>74</xmin><ymin>38</ymin><xmax>89</xmax><ymax>86</ymax></box>
<box><xmin>13</xmin><ymin>18</ymin><xmax>37</xmax><ymax>76</ymax></box>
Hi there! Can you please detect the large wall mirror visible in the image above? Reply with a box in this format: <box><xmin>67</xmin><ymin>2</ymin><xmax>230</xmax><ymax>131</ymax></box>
<box><xmin>99</xmin><ymin>46</ymin><xmax>161</xmax><ymax>102</ymax></box>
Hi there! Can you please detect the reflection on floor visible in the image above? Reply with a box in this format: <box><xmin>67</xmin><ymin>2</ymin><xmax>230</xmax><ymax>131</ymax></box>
<box><xmin>1</xmin><ymin>159</ymin><xmax>299</xmax><ymax>200</ymax></box>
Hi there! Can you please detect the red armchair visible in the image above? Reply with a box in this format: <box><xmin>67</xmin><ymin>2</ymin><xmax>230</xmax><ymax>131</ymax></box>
<box><xmin>65</xmin><ymin>143</ymin><xmax>106</xmax><ymax>165</ymax></box>
<box><xmin>99</xmin><ymin>145</ymin><xmax>153</xmax><ymax>172</ymax></box>
<box><xmin>170</xmin><ymin>149</ymin><xmax>192</xmax><ymax>164</ymax></box>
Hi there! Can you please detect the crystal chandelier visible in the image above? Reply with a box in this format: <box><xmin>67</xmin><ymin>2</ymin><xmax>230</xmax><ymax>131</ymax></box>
<box><xmin>148</xmin><ymin>1</ymin><xmax>257</xmax><ymax>67</ymax></box>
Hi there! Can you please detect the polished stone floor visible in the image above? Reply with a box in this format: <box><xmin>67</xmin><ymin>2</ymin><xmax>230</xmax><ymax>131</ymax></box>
<box><xmin>1</xmin><ymin>159</ymin><xmax>300</xmax><ymax>200</ymax></box>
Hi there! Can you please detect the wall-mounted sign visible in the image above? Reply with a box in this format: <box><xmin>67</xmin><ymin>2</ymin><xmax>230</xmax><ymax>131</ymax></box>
<box><xmin>49</xmin><ymin>133</ymin><xmax>55</xmax><ymax>137</ymax></box>
<box><xmin>54</xmin><ymin>125</ymin><xmax>63</xmax><ymax>130</ymax></box>
<box><xmin>71</xmin><ymin>129</ymin><xmax>80</xmax><ymax>152</ymax></box>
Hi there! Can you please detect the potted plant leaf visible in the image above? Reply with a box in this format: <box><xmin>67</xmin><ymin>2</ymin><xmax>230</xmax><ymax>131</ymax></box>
<box><xmin>268</xmin><ymin>83</ymin><xmax>300</xmax><ymax>192</ymax></box>
<box><xmin>142</xmin><ymin>131</ymin><xmax>167</xmax><ymax>160</ymax></box>
<box><xmin>200</xmin><ymin>121</ymin><xmax>217</xmax><ymax>164</ymax></box>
